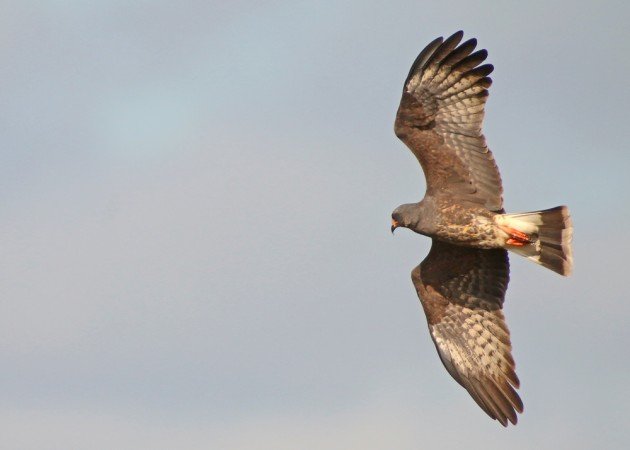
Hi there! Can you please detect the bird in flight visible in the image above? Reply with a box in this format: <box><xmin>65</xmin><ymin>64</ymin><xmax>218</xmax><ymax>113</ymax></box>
<box><xmin>391</xmin><ymin>31</ymin><xmax>573</xmax><ymax>426</ymax></box>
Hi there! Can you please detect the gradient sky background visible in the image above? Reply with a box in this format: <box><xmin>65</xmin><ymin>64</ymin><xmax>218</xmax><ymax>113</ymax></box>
<box><xmin>2</xmin><ymin>1</ymin><xmax>630</xmax><ymax>449</ymax></box>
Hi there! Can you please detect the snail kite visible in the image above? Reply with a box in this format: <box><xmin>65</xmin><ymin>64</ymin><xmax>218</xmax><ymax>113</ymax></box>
<box><xmin>391</xmin><ymin>31</ymin><xmax>573</xmax><ymax>426</ymax></box>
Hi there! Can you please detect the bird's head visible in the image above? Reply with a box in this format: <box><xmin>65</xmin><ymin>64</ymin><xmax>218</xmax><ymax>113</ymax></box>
<box><xmin>391</xmin><ymin>211</ymin><xmax>402</xmax><ymax>233</ymax></box>
<box><xmin>391</xmin><ymin>203</ymin><xmax>418</xmax><ymax>233</ymax></box>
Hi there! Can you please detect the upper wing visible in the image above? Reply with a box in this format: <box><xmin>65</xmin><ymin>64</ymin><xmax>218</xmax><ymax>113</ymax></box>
<box><xmin>411</xmin><ymin>239</ymin><xmax>523</xmax><ymax>426</ymax></box>
<box><xmin>394</xmin><ymin>31</ymin><xmax>503</xmax><ymax>212</ymax></box>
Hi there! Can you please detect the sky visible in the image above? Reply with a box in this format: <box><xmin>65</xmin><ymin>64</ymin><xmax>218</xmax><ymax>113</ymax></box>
<box><xmin>2</xmin><ymin>1</ymin><xmax>630</xmax><ymax>449</ymax></box>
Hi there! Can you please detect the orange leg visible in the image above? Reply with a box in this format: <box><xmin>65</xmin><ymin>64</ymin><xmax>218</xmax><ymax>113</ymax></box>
<box><xmin>500</xmin><ymin>225</ymin><xmax>531</xmax><ymax>247</ymax></box>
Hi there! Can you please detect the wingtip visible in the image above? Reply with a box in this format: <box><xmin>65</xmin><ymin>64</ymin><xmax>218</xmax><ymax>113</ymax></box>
<box><xmin>445</xmin><ymin>30</ymin><xmax>465</xmax><ymax>46</ymax></box>
<box><xmin>403</xmin><ymin>35</ymin><xmax>444</xmax><ymax>86</ymax></box>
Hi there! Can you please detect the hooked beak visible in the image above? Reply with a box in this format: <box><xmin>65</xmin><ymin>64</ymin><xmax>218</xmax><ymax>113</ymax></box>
<box><xmin>391</xmin><ymin>219</ymin><xmax>399</xmax><ymax>234</ymax></box>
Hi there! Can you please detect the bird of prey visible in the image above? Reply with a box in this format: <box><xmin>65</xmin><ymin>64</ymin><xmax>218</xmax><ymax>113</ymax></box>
<box><xmin>391</xmin><ymin>31</ymin><xmax>573</xmax><ymax>426</ymax></box>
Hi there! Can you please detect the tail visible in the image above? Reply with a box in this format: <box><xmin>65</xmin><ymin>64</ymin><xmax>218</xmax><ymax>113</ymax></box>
<box><xmin>497</xmin><ymin>206</ymin><xmax>573</xmax><ymax>276</ymax></box>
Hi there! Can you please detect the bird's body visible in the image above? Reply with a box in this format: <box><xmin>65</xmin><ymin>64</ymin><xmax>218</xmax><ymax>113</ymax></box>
<box><xmin>393</xmin><ymin>198</ymin><xmax>503</xmax><ymax>248</ymax></box>
<box><xmin>391</xmin><ymin>31</ymin><xmax>573</xmax><ymax>426</ymax></box>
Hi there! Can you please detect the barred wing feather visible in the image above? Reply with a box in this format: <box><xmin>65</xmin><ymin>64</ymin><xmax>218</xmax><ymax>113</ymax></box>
<box><xmin>395</xmin><ymin>31</ymin><xmax>504</xmax><ymax>212</ymax></box>
<box><xmin>411</xmin><ymin>240</ymin><xmax>523</xmax><ymax>426</ymax></box>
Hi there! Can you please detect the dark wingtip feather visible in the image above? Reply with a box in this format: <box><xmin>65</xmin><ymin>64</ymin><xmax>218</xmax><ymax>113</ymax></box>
<box><xmin>497</xmin><ymin>378</ymin><xmax>524</xmax><ymax>415</ymax></box>
<box><xmin>481</xmin><ymin>76</ymin><xmax>493</xmax><ymax>88</ymax></box>
<box><xmin>471</xmin><ymin>379</ymin><xmax>508</xmax><ymax>426</ymax></box>
<box><xmin>467</xmin><ymin>63</ymin><xmax>494</xmax><ymax>78</ymax></box>
<box><xmin>404</xmin><ymin>36</ymin><xmax>444</xmax><ymax>85</ymax></box>
<box><xmin>505</xmin><ymin>368</ymin><xmax>520</xmax><ymax>388</ymax></box>
<box><xmin>441</xmin><ymin>38</ymin><xmax>478</xmax><ymax>67</ymax></box>
<box><xmin>445</xmin><ymin>30</ymin><xmax>465</xmax><ymax>47</ymax></box>
<box><xmin>452</xmin><ymin>49</ymin><xmax>489</xmax><ymax>73</ymax></box>
<box><xmin>423</xmin><ymin>31</ymin><xmax>465</xmax><ymax>73</ymax></box>
<box><xmin>450</xmin><ymin>30</ymin><xmax>465</xmax><ymax>39</ymax></box>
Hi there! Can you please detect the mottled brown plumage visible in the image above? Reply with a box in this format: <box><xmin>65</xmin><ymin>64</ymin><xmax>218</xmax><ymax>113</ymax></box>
<box><xmin>412</xmin><ymin>241</ymin><xmax>522</xmax><ymax>426</ymax></box>
<box><xmin>391</xmin><ymin>31</ymin><xmax>573</xmax><ymax>426</ymax></box>
<box><xmin>394</xmin><ymin>31</ymin><xmax>503</xmax><ymax>212</ymax></box>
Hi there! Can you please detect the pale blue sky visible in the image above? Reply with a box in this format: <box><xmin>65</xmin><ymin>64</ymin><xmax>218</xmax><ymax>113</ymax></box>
<box><xmin>2</xmin><ymin>1</ymin><xmax>629</xmax><ymax>449</ymax></box>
